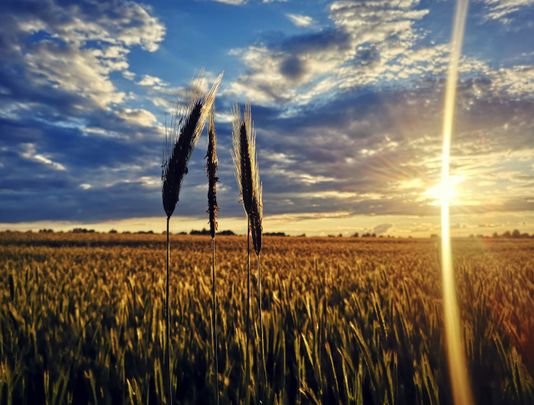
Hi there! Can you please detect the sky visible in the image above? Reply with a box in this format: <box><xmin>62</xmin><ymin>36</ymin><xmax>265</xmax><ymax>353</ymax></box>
<box><xmin>0</xmin><ymin>0</ymin><xmax>533</xmax><ymax>236</ymax></box>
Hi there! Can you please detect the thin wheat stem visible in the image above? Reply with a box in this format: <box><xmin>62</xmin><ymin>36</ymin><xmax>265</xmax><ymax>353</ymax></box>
<box><xmin>257</xmin><ymin>253</ymin><xmax>265</xmax><ymax>401</ymax></box>
<box><xmin>245</xmin><ymin>220</ymin><xmax>251</xmax><ymax>405</ymax></box>
<box><xmin>165</xmin><ymin>216</ymin><xmax>172</xmax><ymax>405</ymax></box>
<box><xmin>211</xmin><ymin>237</ymin><xmax>220</xmax><ymax>404</ymax></box>
<box><xmin>254</xmin><ymin>264</ymin><xmax>260</xmax><ymax>404</ymax></box>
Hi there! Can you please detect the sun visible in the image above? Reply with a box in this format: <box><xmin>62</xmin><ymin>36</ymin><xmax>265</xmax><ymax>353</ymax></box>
<box><xmin>425</xmin><ymin>175</ymin><xmax>464</xmax><ymax>205</ymax></box>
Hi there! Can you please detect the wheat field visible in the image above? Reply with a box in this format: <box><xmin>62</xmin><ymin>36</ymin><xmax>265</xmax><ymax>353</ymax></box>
<box><xmin>0</xmin><ymin>232</ymin><xmax>533</xmax><ymax>404</ymax></box>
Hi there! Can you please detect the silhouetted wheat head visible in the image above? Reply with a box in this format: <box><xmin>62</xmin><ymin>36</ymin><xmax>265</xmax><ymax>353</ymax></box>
<box><xmin>162</xmin><ymin>73</ymin><xmax>223</xmax><ymax>218</ymax></box>
<box><xmin>232</xmin><ymin>104</ymin><xmax>263</xmax><ymax>255</ymax></box>
<box><xmin>160</xmin><ymin>73</ymin><xmax>222</xmax><ymax>404</ymax></box>
<box><xmin>206</xmin><ymin>106</ymin><xmax>220</xmax><ymax>404</ymax></box>
<box><xmin>206</xmin><ymin>108</ymin><xmax>218</xmax><ymax>239</ymax></box>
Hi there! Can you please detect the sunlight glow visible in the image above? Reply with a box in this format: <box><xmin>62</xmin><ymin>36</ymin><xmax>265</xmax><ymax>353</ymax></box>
<box><xmin>426</xmin><ymin>175</ymin><xmax>464</xmax><ymax>205</ymax></box>
<box><xmin>440</xmin><ymin>2</ymin><xmax>474</xmax><ymax>405</ymax></box>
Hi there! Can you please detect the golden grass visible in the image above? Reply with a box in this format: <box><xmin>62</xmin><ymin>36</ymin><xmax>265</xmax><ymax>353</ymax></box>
<box><xmin>0</xmin><ymin>232</ymin><xmax>532</xmax><ymax>404</ymax></box>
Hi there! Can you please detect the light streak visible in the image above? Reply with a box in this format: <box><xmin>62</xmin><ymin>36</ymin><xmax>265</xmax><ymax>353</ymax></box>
<box><xmin>440</xmin><ymin>1</ymin><xmax>474</xmax><ymax>405</ymax></box>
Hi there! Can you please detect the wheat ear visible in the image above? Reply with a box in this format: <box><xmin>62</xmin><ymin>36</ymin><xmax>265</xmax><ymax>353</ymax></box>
<box><xmin>232</xmin><ymin>103</ymin><xmax>264</xmax><ymax>402</ymax></box>
<box><xmin>161</xmin><ymin>73</ymin><xmax>223</xmax><ymax>404</ymax></box>
<box><xmin>206</xmin><ymin>107</ymin><xmax>220</xmax><ymax>404</ymax></box>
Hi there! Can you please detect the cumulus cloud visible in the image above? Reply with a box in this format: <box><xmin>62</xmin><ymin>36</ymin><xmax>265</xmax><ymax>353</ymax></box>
<box><xmin>138</xmin><ymin>75</ymin><xmax>167</xmax><ymax>87</ymax></box>
<box><xmin>0</xmin><ymin>0</ymin><xmax>165</xmax><ymax>113</ymax></box>
<box><xmin>0</xmin><ymin>0</ymin><xmax>169</xmax><ymax>223</ymax></box>
<box><xmin>227</xmin><ymin>0</ymin><xmax>431</xmax><ymax>105</ymax></box>
<box><xmin>227</xmin><ymin>0</ymin><xmax>533</xmax><ymax>110</ymax></box>
<box><xmin>118</xmin><ymin>108</ymin><xmax>158</xmax><ymax>128</ymax></box>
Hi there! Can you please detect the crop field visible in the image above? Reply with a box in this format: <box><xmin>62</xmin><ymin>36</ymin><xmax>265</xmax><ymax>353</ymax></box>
<box><xmin>0</xmin><ymin>232</ymin><xmax>533</xmax><ymax>404</ymax></box>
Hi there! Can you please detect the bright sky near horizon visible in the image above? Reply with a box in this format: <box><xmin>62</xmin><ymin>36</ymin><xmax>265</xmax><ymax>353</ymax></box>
<box><xmin>0</xmin><ymin>0</ymin><xmax>533</xmax><ymax>236</ymax></box>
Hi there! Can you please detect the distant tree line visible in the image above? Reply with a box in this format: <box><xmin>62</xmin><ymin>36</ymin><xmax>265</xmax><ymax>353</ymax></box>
<box><xmin>37</xmin><ymin>228</ymin><xmax>239</xmax><ymax>235</ymax></box>
<box><xmin>70</xmin><ymin>228</ymin><xmax>96</xmax><ymax>233</ymax></box>
<box><xmin>350</xmin><ymin>233</ymin><xmax>395</xmax><ymax>238</ymax></box>
<box><xmin>21</xmin><ymin>228</ymin><xmax>534</xmax><ymax>239</ymax></box>
<box><xmin>489</xmin><ymin>230</ymin><xmax>532</xmax><ymax>238</ymax></box>
<box><xmin>435</xmin><ymin>230</ymin><xmax>534</xmax><ymax>239</ymax></box>
<box><xmin>189</xmin><ymin>228</ymin><xmax>236</xmax><ymax>236</ymax></box>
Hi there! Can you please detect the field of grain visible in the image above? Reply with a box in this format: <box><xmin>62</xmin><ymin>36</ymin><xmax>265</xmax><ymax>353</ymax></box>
<box><xmin>0</xmin><ymin>232</ymin><xmax>533</xmax><ymax>404</ymax></box>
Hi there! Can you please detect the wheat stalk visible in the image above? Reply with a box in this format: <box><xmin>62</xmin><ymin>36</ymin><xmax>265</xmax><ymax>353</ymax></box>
<box><xmin>161</xmin><ymin>73</ymin><xmax>222</xmax><ymax>404</ymax></box>
<box><xmin>232</xmin><ymin>103</ymin><xmax>264</xmax><ymax>402</ymax></box>
<box><xmin>206</xmin><ymin>107</ymin><xmax>220</xmax><ymax>404</ymax></box>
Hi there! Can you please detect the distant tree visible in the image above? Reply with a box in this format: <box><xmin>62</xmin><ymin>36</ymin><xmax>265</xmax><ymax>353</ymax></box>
<box><xmin>109</xmin><ymin>229</ymin><xmax>118</xmax><ymax>234</ymax></box>
<box><xmin>264</xmin><ymin>232</ymin><xmax>286</xmax><ymax>237</ymax></box>
<box><xmin>512</xmin><ymin>229</ymin><xmax>521</xmax><ymax>238</ymax></box>
<box><xmin>39</xmin><ymin>228</ymin><xmax>54</xmax><ymax>233</ymax></box>
<box><xmin>297</xmin><ymin>233</ymin><xmax>306</xmax><ymax>237</ymax></box>
<box><xmin>217</xmin><ymin>230</ymin><xmax>236</xmax><ymax>236</ymax></box>
<box><xmin>502</xmin><ymin>230</ymin><xmax>511</xmax><ymax>238</ymax></box>
<box><xmin>190</xmin><ymin>228</ymin><xmax>210</xmax><ymax>235</ymax></box>
<box><xmin>352</xmin><ymin>232</ymin><xmax>359</xmax><ymax>238</ymax></box>
<box><xmin>71</xmin><ymin>228</ymin><xmax>95</xmax><ymax>233</ymax></box>
<box><xmin>338</xmin><ymin>233</ymin><xmax>343</xmax><ymax>238</ymax></box>
<box><xmin>492</xmin><ymin>232</ymin><xmax>499</xmax><ymax>238</ymax></box>
<box><xmin>430</xmin><ymin>234</ymin><xmax>439</xmax><ymax>239</ymax></box>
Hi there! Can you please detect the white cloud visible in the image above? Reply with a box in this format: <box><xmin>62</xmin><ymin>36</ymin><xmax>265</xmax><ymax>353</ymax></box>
<box><xmin>227</xmin><ymin>0</ymin><xmax>533</xmax><ymax>108</ymax></box>
<box><xmin>138</xmin><ymin>75</ymin><xmax>167</xmax><ymax>87</ymax></box>
<box><xmin>286</xmin><ymin>13</ymin><xmax>314</xmax><ymax>27</ymax></box>
<box><xmin>25</xmin><ymin>42</ymin><xmax>126</xmax><ymax>108</ymax></box>
<box><xmin>227</xmin><ymin>0</ymin><xmax>431</xmax><ymax>105</ymax></box>
<box><xmin>482</xmin><ymin>0</ymin><xmax>534</xmax><ymax>22</ymax></box>
<box><xmin>489</xmin><ymin>65</ymin><xmax>534</xmax><ymax>98</ymax></box>
<box><xmin>4</xmin><ymin>0</ymin><xmax>165</xmax><ymax>110</ymax></box>
<box><xmin>118</xmin><ymin>108</ymin><xmax>158</xmax><ymax>127</ymax></box>
<box><xmin>20</xmin><ymin>143</ymin><xmax>66</xmax><ymax>171</ymax></box>
<box><xmin>209</xmin><ymin>0</ymin><xmax>247</xmax><ymax>4</ymax></box>
<box><xmin>122</xmin><ymin>70</ymin><xmax>136</xmax><ymax>80</ymax></box>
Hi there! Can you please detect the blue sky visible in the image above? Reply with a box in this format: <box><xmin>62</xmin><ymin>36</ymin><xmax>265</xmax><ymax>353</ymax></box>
<box><xmin>0</xmin><ymin>0</ymin><xmax>533</xmax><ymax>236</ymax></box>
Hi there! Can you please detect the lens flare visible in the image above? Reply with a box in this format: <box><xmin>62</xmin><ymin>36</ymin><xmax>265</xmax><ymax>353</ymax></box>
<box><xmin>440</xmin><ymin>1</ymin><xmax>473</xmax><ymax>405</ymax></box>
<box><xmin>426</xmin><ymin>175</ymin><xmax>464</xmax><ymax>206</ymax></box>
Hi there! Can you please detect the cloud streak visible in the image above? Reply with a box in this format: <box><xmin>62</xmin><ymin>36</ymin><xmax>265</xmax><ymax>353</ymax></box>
<box><xmin>286</xmin><ymin>13</ymin><xmax>314</xmax><ymax>27</ymax></box>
